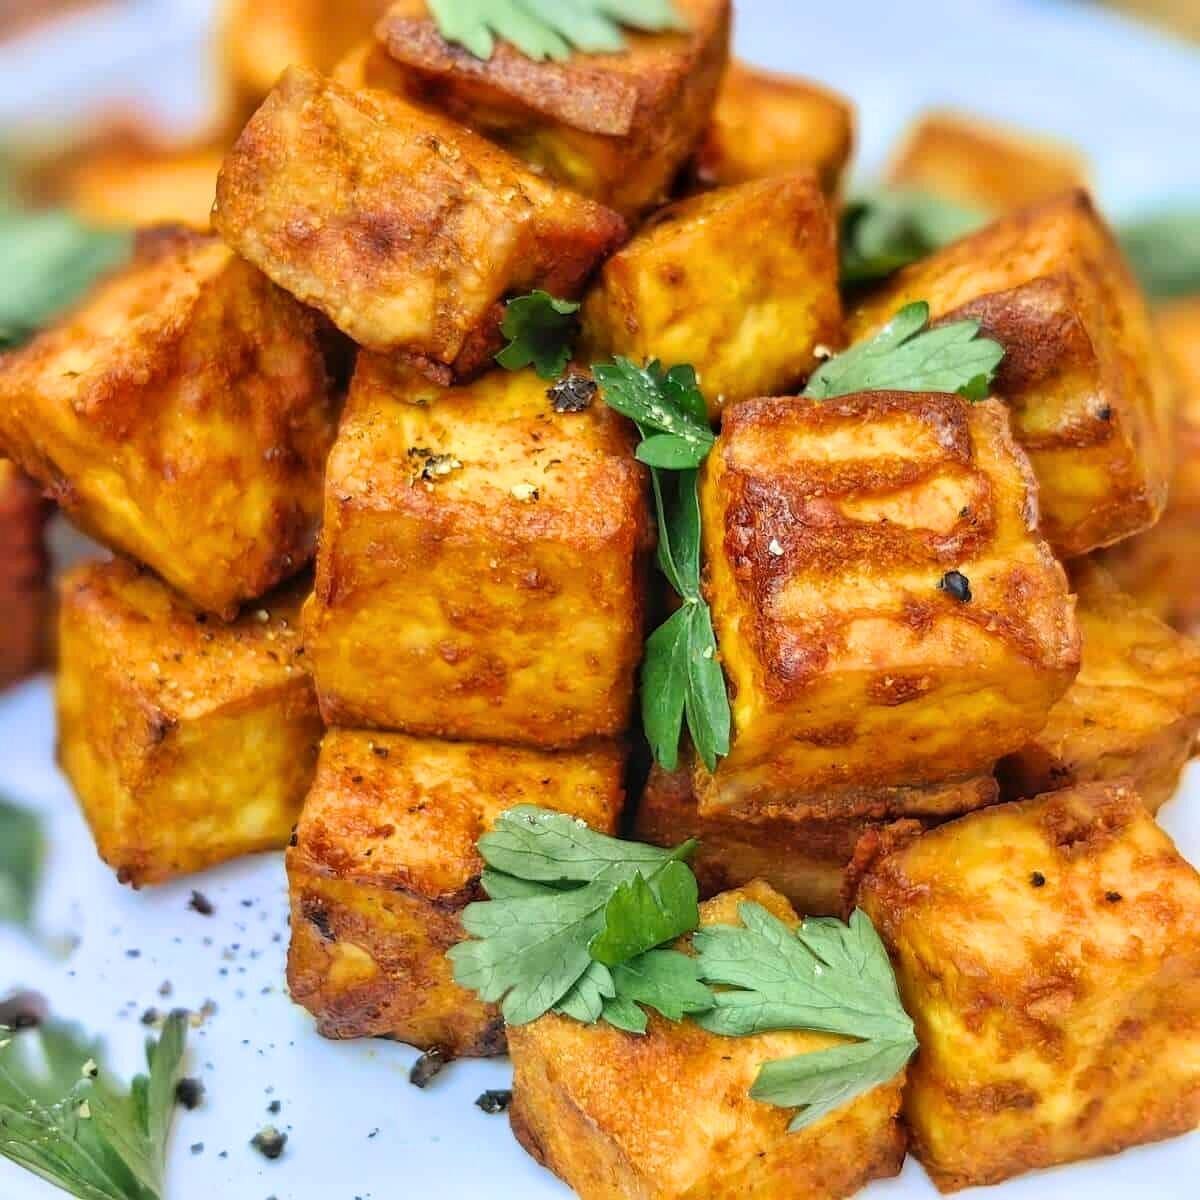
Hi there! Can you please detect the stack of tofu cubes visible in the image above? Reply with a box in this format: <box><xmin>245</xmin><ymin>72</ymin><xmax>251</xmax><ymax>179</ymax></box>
<box><xmin>2</xmin><ymin>1</ymin><xmax>1200</xmax><ymax>1195</ymax></box>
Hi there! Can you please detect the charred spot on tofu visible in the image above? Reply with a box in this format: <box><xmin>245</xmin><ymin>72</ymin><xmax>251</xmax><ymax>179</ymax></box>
<box><xmin>698</xmin><ymin>390</ymin><xmax>1079</xmax><ymax>811</ymax></box>
<box><xmin>214</xmin><ymin>67</ymin><xmax>626</xmax><ymax>377</ymax></box>
<box><xmin>285</xmin><ymin>730</ymin><xmax>625</xmax><ymax>1055</ymax></box>
<box><xmin>857</xmin><ymin>783</ymin><xmax>1200</xmax><ymax>1191</ymax></box>
<box><xmin>582</xmin><ymin>173</ymin><xmax>842</xmax><ymax>419</ymax></box>
<box><xmin>507</xmin><ymin>883</ymin><xmax>907</xmax><ymax>1200</ymax></box>
<box><xmin>371</xmin><ymin>0</ymin><xmax>732</xmax><ymax>218</ymax></box>
<box><xmin>56</xmin><ymin>560</ymin><xmax>322</xmax><ymax>886</ymax></box>
<box><xmin>998</xmin><ymin>562</ymin><xmax>1200</xmax><ymax>813</ymax></box>
<box><xmin>302</xmin><ymin>355</ymin><xmax>652</xmax><ymax>746</ymax></box>
<box><xmin>849</xmin><ymin>191</ymin><xmax>1173</xmax><ymax>557</ymax></box>
<box><xmin>0</xmin><ymin>228</ymin><xmax>337</xmax><ymax>617</ymax></box>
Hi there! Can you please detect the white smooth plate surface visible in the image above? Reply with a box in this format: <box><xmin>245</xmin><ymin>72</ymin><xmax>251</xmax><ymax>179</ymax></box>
<box><xmin>2</xmin><ymin>1</ymin><xmax>1200</xmax><ymax>1197</ymax></box>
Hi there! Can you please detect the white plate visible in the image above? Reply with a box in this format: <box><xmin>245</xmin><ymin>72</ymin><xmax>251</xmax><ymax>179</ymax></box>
<box><xmin>2</xmin><ymin>2</ymin><xmax>1200</xmax><ymax>1197</ymax></box>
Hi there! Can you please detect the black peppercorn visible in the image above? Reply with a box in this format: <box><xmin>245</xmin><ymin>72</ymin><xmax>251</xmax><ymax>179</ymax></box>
<box><xmin>1030</xmin><ymin>872</ymin><xmax>1046</xmax><ymax>888</ymax></box>
<box><xmin>938</xmin><ymin>570</ymin><xmax>972</xmax><ymax>603</ymax></box>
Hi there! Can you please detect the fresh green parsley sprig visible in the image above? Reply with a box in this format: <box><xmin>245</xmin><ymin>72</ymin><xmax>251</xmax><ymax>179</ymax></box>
<box><xmin>693</xmin><ymin>902</ymin><xmax>917</xmax><ymax>1131</ymax></box>
<box><xmin>451</xmin><ymin>811</ymin><xmax>916</xmax><ymax>1128</ymax></box>
<box><xmin>1118</xmin><ymin>209</ymin><xmax>1200</xmax><ymax>300</ymax></box>
<box><xmin>429</xmin><ymin>0</ymin><xmax>686</xmax><ymax>63</ymax></box>
<box><xmin>0</xmin><ymin>1010</ymin><xmax>188</xmax><ymax>1200</ymax></box>
<box><xmin>805</xmin><ymin>302</ymin><xmax>1005</xmax><ymax>402</ymax></box>
<box><xmin>495</xmin><ymin>291</ymin><xmax>582</xmax><ymax>379</ymax></box>
<box><xmin>448</xmin><ymin>807</ymin><xmax>709</xmax><ymax>1033</ymax></box>
<box><xmin>593</xmin><ymin>359</ymin><xmax>730</xmax><ymax>773</ymax></box>
<box><xmin>0</xmin><ymin>798</ymin><xmax>42</xmax><ymax>928</ymax></box>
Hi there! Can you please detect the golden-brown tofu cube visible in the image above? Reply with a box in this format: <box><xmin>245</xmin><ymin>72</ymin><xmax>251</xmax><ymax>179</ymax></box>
<box><xmin>56</xmin><ymin>560</ymin><xmax>322</xmax><ymax>886</ymax></box>
<box><xmin>508</xmin><ymin>881</ymin><xmax>907</xmax><ymax>1200</ymax></box>
<box><xmin>1103</xmin><ymin>297</ymin><xmax>1200</xmax><ymax>632</ymax></box>
<box><xmin>214</xmin><ymin>67</ymin><xmax>627</xmax><ymax>379</ymax></box>
<box><xmin>0</xmin><ymin>460</ymin><xmax>49</xmax><ymax>689</ymax></box>
<box><xmin>999</xmin><ymin>564</ymin><xmax>1200</xmax><ymax>812</ymax></box>
<box><xmin>286</xmin><ymin>729</ymin><xmax>624</xmax><ymax>1054</ymax></box>
<box><xmin>373</xmin><ymin>0</ymin><xmax>731</xmax><ymax>218</ymax></box>
<box><xmin>0</xmin><ymin>227</ymin><xmax>337</xmax><ymax>617</ymax></box>
<box><xmin>581</xmin><ymin>174</ymin><xmax>842</xmax><ymax>418</ymax></box>
<box><xmin>634</xmin><ymin>755</ymin><xmax>996</xmax><ymax>916</ymax></box>
<box><xmin>303</xmin><ymin>355</ymin><xmax>652</xmax><ymax>746</ymax></box>
<box><xmin>699</xmin><ymin>391</ymin><xmax>1079</xmax><ymax>811</ymax></box>
<box><xmin>886</xmin><ymin>109</ymin><xmax>1089</xmax><ymax>213</ymax></box>
<box><xmin>695</xmin><ymin>61</ymin><xmax>854</xmax><ymax>196</ymax></box>
<box><xmin>849</xmin><ymin>192</ymin><xmax>1174</xmax><ymax>557</ymax></box>
<box><xmin>857</xmin><ymin>783</ymin><xmax>1200</xmax><ymax>1192</ymax></box>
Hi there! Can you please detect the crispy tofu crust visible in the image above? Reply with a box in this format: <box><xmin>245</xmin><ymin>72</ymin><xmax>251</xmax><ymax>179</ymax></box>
<box><xmin>286</xmin><ymin>729</ymin><xmax>625</xmax><ymax>1054</ymax></box>
<box><xmin>999</xmin><ymin>563</ymin><xmax>1200</xmax><ymax>812</ymax></box>
<box><xmin>633</xmin><ymin>755</ymin><xmax>994</xmax><ymax>916</ymax></box>
<box><xmin>857</xmin><ymin>783</ymin><xmax>1200</xmax><ymax>1192</ymax></box>
<box><xmin>0</xmin><ymin>227</ymin><xmax>337</xmax><ymax>617</ymax></box>
<box><xmin>373</xmin><ymin>0</ymin><xmax>730</xmax><ymax>217</ymax></box>
<box><xmin>508</xmin><ymin>882</ymin><xmax>907</xmax><ymax>1200</ymax></box>
<box><xmin>214</xmin><ymin>67</ymin><xmax>626</xmax><ymax>376</ymax></box>
<box><xmin>849</xmin><ymin>191</ymin><xmax>1174</xmax><ymax>557</ymax></box>
<box><xmin>886</xmin><ymin>110</ymin><xmax>1089</xmax><ymax>213</ymax></box>
<box><xmin>582</xmin><ymin>173</ymin><xmax>842</xmax><ymax>417</ymax></box>
<box><xmin>303</xmin><ymin>355</ymin><xmax>652</xmax><ymax>746</ymax></box>
<box><xmin>699</xmin><ymin>391</ymin><xmax>1079</xmax><ymax>810</ymax></box>
<box><xmin>1103</xmin><ymin>298</ymin><xmax>1200</xmax><ymax>631</ymax></box>
<box><xmin>56</xmin><ymin>560</ymin><xmax>321</xmax><ymax>886</ymax></box>
<box><xmin>0</xmin><ymin>461</ymin><xmax>50</xmax><ymax>689</ymax></box>
<box><xmin>695</xmin><ymin>61</ymin><xmax>854</xmax><ymax>196</ymax></box>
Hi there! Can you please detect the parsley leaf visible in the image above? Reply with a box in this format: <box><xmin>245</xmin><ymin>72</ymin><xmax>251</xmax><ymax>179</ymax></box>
<box><xmin>448</xmin><ymin>807</ymin><xmax>705</xmax><ymax>1027</ymax></box>
<box><xmin>840</xmin><ymin>188</ymin><xmax>987</xmax><ymax>286</ymax></box>
<box><xmin>804</xmin><ymin>301</ymin><xmax>1004</xmax><ymax>401</ymax></box>
<box><xmin>592</xmin><ymin>359</ymin><xmax>730</xmax><ymax>772</ymax></box>
<box><xmin>0</xmin><ymin>1010</ymin><xmax>188</xmax><ymax>1199</ymax></box>
<box><xmin>693</xmin><ymin>902</ymin><xmax>917</xmax><ymax>1130</ymax></box>
<box><xmin>602</xmin><ymin>950</ymin><xmax>714</xmax><ymax>1033</ymax></box>
<box><xmin>0</xmin><ymin>798</ymin><xmax>42</xmax><ymax>928</ymax></box>
<box><xmin>428</xmin><ymin>0</ymin><xmax>686</xmax><ymax>63</ymax></box>
<box><xmin>1118</xmin><ymin>209</ymin><xmax>1200</xmax><ymax>300</ymax></box>
<box><xmin>0</xmin><ymin>212</ymin><xmax>131</xmax><ymax>351</ymax></box>
<box><xmin>495</xmin><ymin>290</ymin><xmax>581</xmax><ymax>379</ymax></box>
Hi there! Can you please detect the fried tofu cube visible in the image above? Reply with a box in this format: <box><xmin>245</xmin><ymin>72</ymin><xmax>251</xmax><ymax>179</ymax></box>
<box><xmin>0</xmin><ymin>227</ymin><xmax>337</xmax><ymax>617</ymax></box>
<box><xmin>56</xmin><ymin>560</ymin><xmax>321</xmax><ymax>886</ymax></box>
<box><xmin>634</xmin><ymin>756</ymin><xmax>996</xmax><ymax>916</ymax></box>
<box><xmin>0</xmin><ymin>460</ymin><xmax>49</xmax><ymax>689</ymax></box>
<box><xmin>857</xmin><ymin>783</ymin><xmax>1200</xmax><ymax>1191</ymax></box>
<box><xmin>508</xmin><ymin>881</ymin><xmax>907</xmax><ymax>1200</ymax></box>
<box><xmin>373</xmin><ymin>0</ymin><xmax>731</xmax><ymax>218</ymax></box>
<box><xmin>581</xmin><ymin>174</ymin><xmax>842</xmax><ymax>418</ymax></box>
<box><xmin>886</xmin><ymin>110</ymin><xmax>1089</xmax><ymax>213</ymax></box>
<box><xmin>1103</xmin><ymin>297</ymin><xmax>1200</xmax><ymax>632</ymax></box>
<box><xmin>699</xmin><ymin>391</ymin><xmax>1079</xmax><ymax>811</ymax></box>
<box><xmin>999</xmin><ymin>564</ymin><xmax>1200</xmax><ymax>813</ymax></box>
<box><xmin>695</xmin><ymin>61</ymin><xmax>854</xmax><ymax>196</ymax></box>
<box><xmin>849</xmin><ymin>192</ymin><xmax>1174</xmax><ymax>557</ymax></box>
<box><xmin>214</xmin><ymin>67</ymin><xmax>626</xmax><ymax>378</ymax></box>
<box><xmin>286</xmin><ymin>730</ymin><xmax>624</xmax><ymax>1054</ymax></box>
<box><xmin>303</xmin><ymin>355</ymin><xmax>652</xmax><ymax>745</ymax></box>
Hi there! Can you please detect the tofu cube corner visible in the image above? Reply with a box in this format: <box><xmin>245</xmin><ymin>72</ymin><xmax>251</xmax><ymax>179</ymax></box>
<box><xmin>700</xmin><ymin>391</ymin><xmax>1080</xmax><ymax>810</ymax></box>
<box><xmin>849</xmin><ymin>190</ymin><xmax>1174</xmax><ymax>557</ymax></box>
<box><xmin>582</xmin><ymin>173</ymin><xmax>842</xmax><ymax>418</ymax></box>
<box><xmin>508</xmin><ymin>881</ymin><xmax>907</xmax><ymax>1200</ymax></box>
<box><xmin>303</xmin><ymin>356</ymin><xmax>653</xmax><ymax>746</ymax></box>
<box><xmin>286</xmin><ymin>730</ymin><xmax>625</xmax><ymax>1055</ymax></box>
<box><xmin>214</xmin><ymin>67</ymin><xmax>628</xmax><ymax>377</ymax></box>
<box><xmin>373</xmin><ymin>0</ymin><xmax>731</xmax><ymax>218</ymax></box>
<box><xmin>56</xmin><ymin>560</ymin><xmax>322</xmax><ymax>886</ymax></box>
<box><xmin>0</xmin><ymin>227</ymin><xmax>338</xmax><ymax>617</ymax></box>
<box><xmin>857</xmin><ymin>783</ymin><xmax>1200</xmax><ymax>1191</ymax></box>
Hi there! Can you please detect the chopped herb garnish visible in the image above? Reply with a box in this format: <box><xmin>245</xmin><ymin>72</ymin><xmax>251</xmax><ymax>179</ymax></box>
<box><xmin>175</xmin><ymin>1077</ymin><xmax>204</xmax><ymax>1110</ymax></box>
<box><xmin>804</xmin><ymin>302</ymin><xmax>1004</xmax><ymax>402</ymax></box>
<box><xmin>428</xmin><ymin>0</ymin><xmax>686</xmax><ymax>63</ymax></box>
<box><xmin>495</xmin><ymin>291</ymin><xmax>581</xmax><ymax>379</ymax></box>
<box><xmin>0</xmin><ymin>798</ymin><xmax>42</xmax><ymax>929</ymax></box>
<box><xmin>408</xmin><ymin>446</ymin><xmax>463</xmax><ymax>485</ymax></box>
<box><xmin>938</xmin><ymin>570</ymin><xmax>972</xmax><ymax>603</ymax></box>
<box><xmin>548</xmin><ymin>373</ymin><xmax>598</xmax><ymax>414</ymax></box>
<box><xmin>409</xmin><ymin>1047</ymin><xmax>448</xmax><ymax>1089</ymax></box>
<box><xmin>0</xmin><ymin>1009</ymin><xmax>188</xmax><ymax>1200</ymax></box>
<box><xmin>474</xmin><ymin>1089</ymin><xmax>512</xmax><ymax>1115</ymax></box>
<box><xmin>187</xmin><ymin>890</ymin><xmax>213</xmax><ymax>917</ymax></box>
<box><xmin>593</xmin><ymin>359</ymin><xmax>730</xmax><ymax>772</ymax></box>
<box><xmin>250</xmin><ymin>1125</ymin><xmax>287</xmax><ymax>1161</ymax></box>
